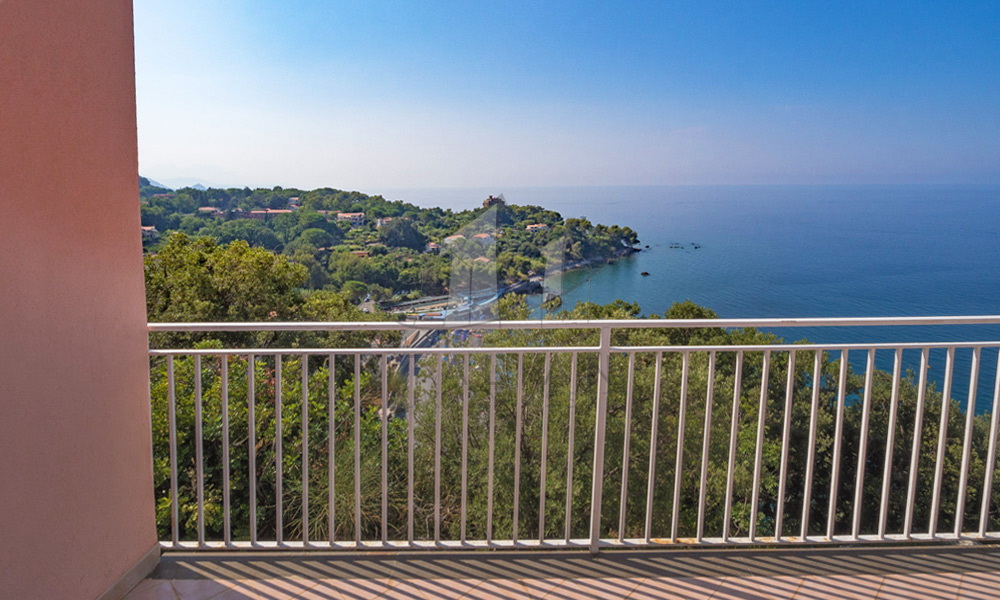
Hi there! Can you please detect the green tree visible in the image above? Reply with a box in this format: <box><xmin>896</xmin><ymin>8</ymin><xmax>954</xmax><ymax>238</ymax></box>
<box><xmin>379</xmin><ymin>219</ymin><xmax>426</xmax><ymax>250</ymax></box>
<box><xmin>215</xmin><ymin>219</ymin><xmax>282</xmax><ymax>251</ymax></box>
<box><xmin>342</xmin><ymin>280</ymin><xmax>368</xmax><ymax>302</ymax></box>
<box><xmin>145</xmin><ymin>233</ymin><xmax>306</xmax><ymax>324</ymax></box>
<box><xmin>298</xmin><ymin>228</ymin><xmax>334</xmax><ymax>249</ymax></box>
<box><xmin>288</xmin><ymin>248</ymin><xmax>330</xmax><ymax>289</ymax></box>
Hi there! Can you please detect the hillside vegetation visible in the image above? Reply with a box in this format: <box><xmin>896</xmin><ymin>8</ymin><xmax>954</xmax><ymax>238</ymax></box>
<box><xmin>140</xmin><ymin>179</ymin><xmax>639</xmax><ymax>305</ymax></box>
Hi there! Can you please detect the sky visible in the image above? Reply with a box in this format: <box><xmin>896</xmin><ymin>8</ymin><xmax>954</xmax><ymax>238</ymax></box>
<box><xmin>134</xmin><ymin>1</ymin><xmax>1000</xmax><ymax>191</ymax></box>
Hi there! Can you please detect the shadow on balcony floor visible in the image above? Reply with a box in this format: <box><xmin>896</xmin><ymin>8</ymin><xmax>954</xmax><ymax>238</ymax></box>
<box><xmin>126</xmin><ymin>544</ymin><xmax>1000</xmax><ymax>599</ymax></box>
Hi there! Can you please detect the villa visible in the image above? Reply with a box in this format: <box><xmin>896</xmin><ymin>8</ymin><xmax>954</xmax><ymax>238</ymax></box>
<box><xmin>336</xmin><ymin>211</ymin><xmax>366</xmax><ymax>227</ymax></box>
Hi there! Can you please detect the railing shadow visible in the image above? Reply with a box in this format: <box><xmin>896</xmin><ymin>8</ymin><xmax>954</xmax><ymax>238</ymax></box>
<box><xmin>135</xmin><ymin>544</ymin><xmax>1000</xmax><ymax>600</ymax></box>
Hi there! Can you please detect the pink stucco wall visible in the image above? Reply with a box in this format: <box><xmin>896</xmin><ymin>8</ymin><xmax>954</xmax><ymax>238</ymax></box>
<box><xmin>0</xmin><ymin>1</ymin><xmax>158</xmax><ymax>598</ymax></box>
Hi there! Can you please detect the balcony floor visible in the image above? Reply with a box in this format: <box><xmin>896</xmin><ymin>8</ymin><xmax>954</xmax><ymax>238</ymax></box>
<box><xmin>125</xmin><ymin>543</ymin><xmax>1000</xmax><ymax>599</ymax></box>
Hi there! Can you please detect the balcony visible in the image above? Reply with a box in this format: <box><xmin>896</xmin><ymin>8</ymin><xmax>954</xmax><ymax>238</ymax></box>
<box><xmin>7</xmin><ymin>4</ymin><xmax>1000</xmax><ymax>598</ymax></box>
<box><xmin>129</xmin><ymin>317</ymin><xmax>1000</xmax><ymax>598</ymax></box>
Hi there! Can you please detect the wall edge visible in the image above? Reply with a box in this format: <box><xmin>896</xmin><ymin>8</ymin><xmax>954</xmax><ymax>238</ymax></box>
<box><xmin>96</xmin><ymin>543</ymin><xmax>161</xmax><ymax>600</ymax></box>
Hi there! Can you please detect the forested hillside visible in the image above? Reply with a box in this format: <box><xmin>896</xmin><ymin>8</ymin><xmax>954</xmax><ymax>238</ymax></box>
<box><xmin>140</xmin><ymin>179</ymin><xmax>639</xmax><ymax>305</ymax></box>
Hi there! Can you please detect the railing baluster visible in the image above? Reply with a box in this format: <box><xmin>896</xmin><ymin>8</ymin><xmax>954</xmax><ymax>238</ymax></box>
<box><xmin>750</xmin><ymin>350</ymin><xmax>770</xmax><ymax>543</ymax></box>
<box><xmin>407</xmin><ymin>354</ymin><xmax>415</xmax><ymax>546</ymax></box>
<box><xmin>878</xmin><ymin>349</ymin><xmax>903</xmax><ymax>540</ymax></box>
<box><xmin>930</xmin><ymin>347</ymin><xmax>955</xmax><ymax>538</ymax></box>
<box><xmin>590</xmin><ymin>326</ymin><xmax>612</xmax><ymax>553</ymax></box>
<box><xmin>434</xmin><ymin>353</ymin><xmax>442</xmax><ymax>545</ymax></box>
<box><xmin>539</xmin><ymin>352</ymin><xmax>551</xmax><ymax>543</ymax></box>
<box><xmin>302</xmin><ymin>354</ymin><xmax>309</xmax><ymax>545</ymax></box>
<box><xmin>827</xmin><ymin>349</ymin><xmax>848</xmax><ymax>539</ymax></box>
<box><xmin>248</xmin><ymin>354</ymin><xmax>257</xmax><ymax>545</ymax></box>
<box><xmin>221</xmin><ymin>355</ymin><xmax>231</xmax><ymax>547</ymax></box>
<box><xmin>851</xmin><ymin>349</ymin><xmax>876</xmax><ymax>540</ymax></box>
<box><xmin>618</xmin><ymin>352</ymin><xmax>636</xmax><ymax>542</ymax></box>
<box><xmin>487</xmin><ymin>352</ymin><xmax>497</xmax><ymax>544</ymax></box>
<box><xmin>275</xmin><ymin>355</ymin><xmax>283</xmax><ymax>545</ymax></box>
<box><xmin>904</xmin><ymin>348</ymin><xmax>929</xmax><ymax>540</ymax></box>
<box><xmin>461</xmin><ymin>354</ymin><xmax>470</xmax><ymax>544</ymax></box>
<box><xmin>354</xmin><ymin>353</ymin><xmax>362</xmax><ymax>545</ymax></box>
<box><xmin>328</xmin><ymin>353</ymin><xmax>335</xmax><ymax>545</ymax></box>
<box><xmin>696</xmin><ymin>351</ymin><xmax>716</xmax><ymax>543</ymax></box>
<box><xmin>801</xmin><ymin>350</ymin><xmax>822</xmax><ymax>540</ymax></box>
<box><xmin>514</xmin><ymin>353</ymin><xmax>524</xmax><ymax>544</ymax></box>
<box><xmin>723</xmin><ymin>350</ymin><xmax>744</xmax><ymax>543</ymax></box>
<box><xmin>955</xmin><ymin>347</ymin><xmax>981</xmax><ymax>537</ymax></box>
<box><xmin>167</xmin><ymin>356</ymin><xmax>178</xmax><ymax>548</ymax></box>
<box><xmin>194</xmin><ymin>355</ymin><xmax>205</xmax><ymax>547</ymax></box>
<box><xmin>381</xmin><ymin>354</ymin><xmax>388</xmax><ymax>546</ymax></box>
<box><xmin>776</xmin><ymin>350</ymin><xmax>795</xmax><ymax>541</ymax></box>
<box><xmin>565</xmin><ymin>351</ymin><xmax>577</xmax><ymax>543</ymax></box>
<box><xmin>644</xmin><ymin>351</ymin><xmax>663</xmax><ymax>543</ymax></box>
<box><xmin>671</xmin><ymin>351</ymin><xmax>690</xmax><ymax>542</ymax></box>
<box><xmin>979</xmin><ymin>349</ymin><xmax>1000</xmax><ymax>538</ymax></box>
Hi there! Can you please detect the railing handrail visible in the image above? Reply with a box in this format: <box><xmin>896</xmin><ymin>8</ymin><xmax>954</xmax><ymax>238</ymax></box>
<box><xmin>147</xmin><ymin>341</ymin><xmax>1000</xmax><ymax>356</ymax></box>
<box><xmin>148</xmin><ymin>315</ymin><xmax>1000</xmax><ymax>333</ymax></box>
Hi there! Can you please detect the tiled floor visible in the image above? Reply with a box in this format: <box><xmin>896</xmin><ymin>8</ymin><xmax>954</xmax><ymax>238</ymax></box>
<box><xmin>125</xmin><ymin>544</ymin><xmax>1000</xmax><ymax>599</ymax></box>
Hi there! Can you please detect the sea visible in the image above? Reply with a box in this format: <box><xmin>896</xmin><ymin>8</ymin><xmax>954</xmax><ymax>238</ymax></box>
<box><xmin>382</xmin><ymin>185</ymin><xmax>1000</xmax><ymax>413</ymax></box>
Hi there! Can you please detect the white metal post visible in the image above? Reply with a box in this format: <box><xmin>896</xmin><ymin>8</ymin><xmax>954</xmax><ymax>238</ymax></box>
<box><xmin>589</xmin><ymin>326</ymin><xmax>612</xmax><ymax>553</ymax></box>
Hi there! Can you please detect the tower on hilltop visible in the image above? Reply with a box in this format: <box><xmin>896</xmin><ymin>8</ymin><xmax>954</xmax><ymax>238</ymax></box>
<box><xmin>482</xmin><ymin>194</ymin><xmax>505</xmax><ymax>209</ymax></box>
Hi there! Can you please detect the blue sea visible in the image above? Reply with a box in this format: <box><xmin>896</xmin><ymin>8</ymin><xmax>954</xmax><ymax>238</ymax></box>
<box><xmin>384</xmin><ymin>185</ymin><xmax>1000</xmax><ymax>413</ymax></box>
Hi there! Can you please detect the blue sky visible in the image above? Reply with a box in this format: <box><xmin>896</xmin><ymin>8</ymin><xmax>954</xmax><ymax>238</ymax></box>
<box><xmin>134</xmin><ymin>1</ymin><xmax>1000</xmax><ymax>190</ymax></box>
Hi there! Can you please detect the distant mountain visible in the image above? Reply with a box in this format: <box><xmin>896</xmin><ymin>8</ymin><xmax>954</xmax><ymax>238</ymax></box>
<box><xmin>139</xmin><ymin>175</ymin><xmax>171</xmax><ymax>190</ymax></box>
<box><xmin>146</xmin><ymin>177</ymin><xmax>170</xmax><ymax>189</ymax></box>
<box><xmin>156</xmin><ymin>176</ymin><xmax>227</xmax><ymax>190</ymax></box>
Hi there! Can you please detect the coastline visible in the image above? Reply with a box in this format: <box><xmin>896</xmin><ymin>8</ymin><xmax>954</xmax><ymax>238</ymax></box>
<box><xmin>390</xmin><ymin>245</ymin><xmax>640</xmax><ymax>318</ymax></box>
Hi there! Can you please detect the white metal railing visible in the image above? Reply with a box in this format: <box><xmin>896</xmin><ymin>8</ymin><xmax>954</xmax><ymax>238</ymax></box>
<box><xmin>148</xmin><ymin>316</ymin><xmax>1000</xmax><ymax>552</ymax></box>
